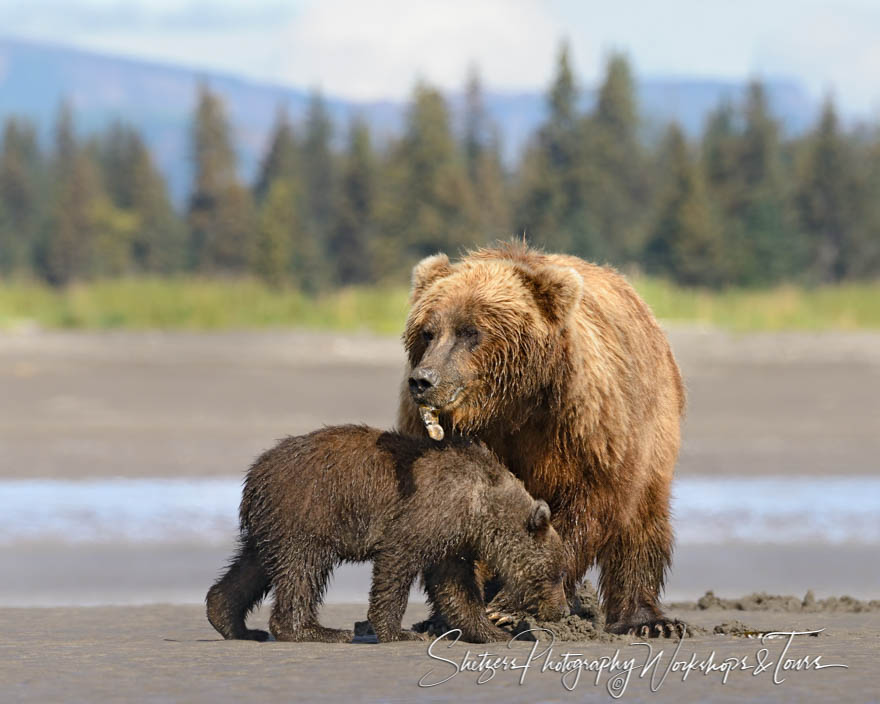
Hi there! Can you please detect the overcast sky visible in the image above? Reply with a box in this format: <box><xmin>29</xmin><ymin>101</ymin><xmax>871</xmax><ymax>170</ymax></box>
<box><xmin>2</xmin><ymin>0</ymin><xmax>879</xmax><ymax>114</ymax></box>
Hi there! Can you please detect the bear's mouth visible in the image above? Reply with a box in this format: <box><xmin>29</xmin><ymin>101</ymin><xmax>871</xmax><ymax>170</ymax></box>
<box><xmin>433</xmin><ymin>384</ymin><xmax>466</xmax><ymax>412</ymax></box>
<box><xmin>418</xmin><ymin>386</ymin><xmax>467</xmax><ymax>440</ymax></box>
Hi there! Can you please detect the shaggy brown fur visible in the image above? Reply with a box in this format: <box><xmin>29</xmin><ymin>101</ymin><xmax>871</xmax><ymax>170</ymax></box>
<box><xmin>398</xmin><ymin>242</ymin><xmax>686</xmax><ymax>635</ymax></box>
<box><xmin>206</xmin><ymin>425</ymin><xmax>568</xmax><ymax>643</ymax></box>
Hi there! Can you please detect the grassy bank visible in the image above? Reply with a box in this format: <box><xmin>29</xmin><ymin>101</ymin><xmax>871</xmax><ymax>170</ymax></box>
<box><xmin>0</xmin><ymin>276</ymin><xmax>878</xmax><ymax>333</ymax></box>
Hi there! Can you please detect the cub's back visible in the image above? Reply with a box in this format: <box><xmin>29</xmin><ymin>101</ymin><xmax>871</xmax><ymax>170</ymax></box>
<box><xmin>240</xmin><ymin>426</ymin><xmax>399</xmax><ymax>543</ymax></box>
<box><xmin>239</xmin><ymin>426</ymin><xmax>512</xmax><ymax>553</ymax></box>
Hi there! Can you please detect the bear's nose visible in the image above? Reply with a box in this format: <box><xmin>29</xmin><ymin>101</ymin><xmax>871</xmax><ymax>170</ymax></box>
<box><xmin>408</xmin><ymin>368</ymin><xmax>438</xmax><ymax>398</ymax></box>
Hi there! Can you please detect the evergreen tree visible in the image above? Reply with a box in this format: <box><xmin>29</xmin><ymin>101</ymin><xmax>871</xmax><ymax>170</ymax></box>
<box><xmin>795</xmin><ymin>98</ymin><xmax>859</xmax><ymax>282</ymax></box>
<box><xmin>254</xmin><ymin>108</ymin><xmax>299</xmax><ymax>203</ymax></box>
<box><xmin>700</xmin><ymin>84</ymin><xmax>804</xmax><ymax>284</ymax></box>
<box><xmin>329</xmin><ymin>118</ymin><xmax>376</xmax><ymax>285</ymax></box>
<box><xmin>646</xmin><ymin>126</ymin><xmax>724</xmax><ymax>286</ymax></box>
<box><xmin>302</xmin><ymin>92</ymin><xmax>335</xmax><ymax>249</ymax></box>
<box><xmin>701</xmin><ymin>101</ymin><xmax>740</xmax><ymax>204</ymax></box>
<box><xmin>851</xmin><ymin>133</ymin><xmax>880</xmax><ymax>278</ymax></box>
<box><xmin>187</xmin><ymin>84</ymin><xmax>254</xmax><ymax>273</ymax></box>
<box><xmin>463</xmin><ymin>67</ymin><xmax>490</xmax><ymax>183</ymax></box>
<box><xmin>0</xmin><ymin>117</ymin><xmax>42</xmax><ymax>274</ymax></box>
<box><xmin>253</xmin><ymin>179</ymin><xmax>294</xmax><ymax>288</ymax></box>
<box><xmin>461</xmin><ymin>68</ymin><xmax>510</xmax><ymax>241</ymax></box>
<box><xmin>515</xmin><ymin>41</ymin><xmax>585</xmax><ymax>252</ymax></box>
<box><xmin>96</xmin><ymin>122</ymin><xmax>184</xmax><ymax>272</ymax></box>
<box><xmin>580</xmin><ymin>52</ymin><xmax>648</xmax><ymax>262</ymax></box>
<box><xmin>376</xmin><ymin>82</ymin><xmax>477</xmax><ymax>269</ymax></box>
<box><xmin>38</xmin><ymin>103</ymin><xmax>105</xmax><ymax>285</ymax></box>
<box><xmin>733</xmin><ymin>82</ymin><xmax>801</xmax><ymax>283</ymax></box>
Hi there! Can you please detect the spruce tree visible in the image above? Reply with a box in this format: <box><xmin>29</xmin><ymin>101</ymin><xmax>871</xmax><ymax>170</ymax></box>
<box><xmin>187</xmin><ymin>84</ymin><xmax>254</xmax><ymax>273</ymax></box>
<box><xmin>461</xmin><ymin>68</ymin><xmax>510</xmax><ymax>241</ymax></box>
<box><xmin>254</xmin><ymin>108</ymin><xmax>299</xmax><ymax>203</ymax></box>
<box><xmin>735</xmin><ymin>82</ymin><xmax>801</xmax><ymax>283</ymax></box>
<box><xmin>701</xmin><ymin>101</ymin><xmax>740</xmax><ymax>204</ymax></box>
<box><xmin>253</xmin><ymin>179</ymin><xmax>294</xmax><ymax>288</ymax></box>
<box><xmin>795</xmin><ymin>98</ymin><xmax>858</xmax><ymax>282</ymax></box>
<box><xmin>329</xmin><ymin>118</ymin><xmax>376</xmax><ymax>285</ymax></box>
<box><xmin>515</xmin><ymin>41</ymin><xmax>584</xmax><ymax>252</ymax></box>
<box><xmin>581</xmin><ymin>52</ymin><xmax>648</xmax><ymax>262</ymax></box>
<box><xmin>0</xmin><ymin>117</ymin><xmax>42</xmax><ymax>274</ymax></box>
<box><xmin>96</xmin><ymin>122</ymin><xmax>184</xmax><ymax>272</ymax></box>
<box><xmin>39</xmin><ymin>103</ymin><xmax>105</xmax><ymax>285</ymax></box>
<box><xmin>646</xmin><ymin>126</ymin><xmax>724</xmax><ymax>286</ymax></box>
<box><xmin>377</xmin><ymin>82</ymin><xmax>476</xmax><ymax>267</ymax></box>
<box><xmin>302</xmin><ymin>92</ymin><xmax>335</xmax><ymax>250</ymax></box>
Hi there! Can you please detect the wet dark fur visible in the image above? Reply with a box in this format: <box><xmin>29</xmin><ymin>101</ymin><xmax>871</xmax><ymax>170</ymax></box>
<box><xmin>206</xmin><ymin>425</ymin><xmax>568</xmax><ymax>643</ymax></box>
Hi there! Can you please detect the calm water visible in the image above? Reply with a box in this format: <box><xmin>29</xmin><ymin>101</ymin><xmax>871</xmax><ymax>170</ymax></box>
<box><xmin>2</xmin><ymin>476</ymin><xmax>878</xmax><ymax>546</ymax></box>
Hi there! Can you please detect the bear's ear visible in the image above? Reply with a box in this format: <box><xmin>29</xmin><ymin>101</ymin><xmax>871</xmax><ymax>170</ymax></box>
<box><xmin>528</xmin><ymin>499</ymin><xmax>552</xmax><ymax>534</ymax></box>
<box><xmin>410</xmin><ymin>253</ymin><xmax>453</xmax><ymax>303</ymax></box>
<box><xmin>515</xmin><ymin>265</ymin><xmax>583</xmax><ymax>324</ymax></box>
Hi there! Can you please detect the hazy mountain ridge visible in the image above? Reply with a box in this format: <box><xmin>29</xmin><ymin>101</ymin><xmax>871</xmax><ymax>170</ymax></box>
<box><xmin>0</xmin><ymin>36</ymin><xmax>815</xmax><ymax>203</ymax></box>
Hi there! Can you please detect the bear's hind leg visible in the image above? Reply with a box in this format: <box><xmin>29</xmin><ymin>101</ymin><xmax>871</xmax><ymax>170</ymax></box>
<box><xmin>269</xmin><ymin>554</ymin><xmax>353</xmax><ymax>643</ymax></box>
<box><xmin>206</xmin><ymin>537</ymin><xmax>271</xmax><ymax>641</ymax></box>
<box><xmin>598</xmin><ymin>496</ymin><xmax>686</xmax><ymax>638</ymax></box>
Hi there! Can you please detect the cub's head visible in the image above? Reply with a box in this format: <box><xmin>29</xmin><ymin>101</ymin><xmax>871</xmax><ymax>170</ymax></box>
<box><xmin>404</xmin><ymin>250</ymin><xmax>583</xmax><ymax>432</ymax></box>
<box><xmin>504</xmin><ymin>498</ymin><xmax>570</xmax><ymax>621</ymax></box>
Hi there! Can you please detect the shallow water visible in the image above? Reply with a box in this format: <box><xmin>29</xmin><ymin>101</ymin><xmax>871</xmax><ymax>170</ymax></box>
<box><xmin>1</xmin><ymin>475</ymin><xmax>878</xmax><ymax>546</ymax></box>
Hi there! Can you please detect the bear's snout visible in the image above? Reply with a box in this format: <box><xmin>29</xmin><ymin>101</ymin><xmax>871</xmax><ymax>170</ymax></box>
<box><xmin>538</xmin><ymin>581</ymin><xmax>571</xmax><ymax>621</ymax></box>
<box><xmin>408</xmin><ymin>367</ymin><xmax>438</xmax><ymax>400</ymax></box>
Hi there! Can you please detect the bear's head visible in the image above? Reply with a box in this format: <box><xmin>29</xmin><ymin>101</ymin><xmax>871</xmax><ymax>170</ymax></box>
<box><xmin>404</xmin><ymin>249</ymin><xmax>584</xmax><ymax>433</ymax></box>
<box><xmin>495</xmin><ymin>497</ymin><xmax>569</xmax><ymax>621</ymax></box>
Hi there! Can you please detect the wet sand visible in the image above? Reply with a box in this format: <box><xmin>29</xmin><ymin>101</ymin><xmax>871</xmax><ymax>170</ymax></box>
<box><xmin>3</xmin><ymin>542</ymin><xmax>879</xmax><ymax>607</ymax></box>
<box><xmin>1</xmin><ymin>327</ymin><xmax>878</xmax><ymax>479</ymax></box>
<box><xmin>1</xmin><ymin>603</ymin><xmax>877</xmax><ymax>703</ymax></box>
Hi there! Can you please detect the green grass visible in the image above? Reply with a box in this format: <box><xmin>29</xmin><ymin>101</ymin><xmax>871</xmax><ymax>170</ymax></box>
<box><xmin>0</xmin><ymin>276</ymin><xmax>878</xmax><ymax>333</ymax></box>
<box><xmin>634</xmin><ymin>278</ymin><xmax>880</xmax><ymax>331</ymax></box>
<box><xmin>0</xmin><ymin>278</ymin><xmax>411</xmax><ymax>334</ymax></box>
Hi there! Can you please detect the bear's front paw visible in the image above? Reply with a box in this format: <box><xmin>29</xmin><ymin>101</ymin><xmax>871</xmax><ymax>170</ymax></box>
<box><xmin>486</xmin><ymin>588</ymin><xmax>519</xmax><ymax>627</ymax></box>
<box><xmin>607</xmin><ymin>616</ymin><xmax>690</xmax><ymax>639</ymax></box>
<box><xmin>486</xmin><ymin>608</ymin><xmax>518</xmax><ymax>628</ymax></box>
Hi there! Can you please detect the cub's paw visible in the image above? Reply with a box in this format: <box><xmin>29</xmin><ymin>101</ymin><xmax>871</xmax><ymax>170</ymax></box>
<box><xmin>607</xmin><ymin>617</ymin><xmax>690</xmax><ymax>639</ymax></box>
<box><xmin>486</xmin><ymin>608</ymin><xmax>519</xmax><ymax>629</ymax></box>
<box><xmin>486</xmin><ymin>589</ymin><xmax>520</xmax><ymax>629</ymax></box>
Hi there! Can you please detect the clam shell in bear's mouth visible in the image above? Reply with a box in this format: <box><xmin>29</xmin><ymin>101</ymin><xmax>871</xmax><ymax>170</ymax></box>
<box><xmin>419</xmin><ymin>405</ymin><xmax>444</xmax><ymax>441</ymax></box>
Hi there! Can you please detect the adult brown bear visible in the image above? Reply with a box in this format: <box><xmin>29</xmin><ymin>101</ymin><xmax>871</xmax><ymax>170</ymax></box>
<box><xmin>398</xmin><ymin>242</ymin><xmax>685</xmax><ymax>636</ymax></box>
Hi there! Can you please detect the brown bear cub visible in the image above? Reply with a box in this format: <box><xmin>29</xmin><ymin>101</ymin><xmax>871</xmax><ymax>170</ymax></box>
<box><xmin>206</xmin><ymin>425</ymin><xmax>569</xmax><ymax>643</ymax></box>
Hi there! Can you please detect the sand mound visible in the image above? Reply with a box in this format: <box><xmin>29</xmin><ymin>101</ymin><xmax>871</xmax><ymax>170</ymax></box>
<box><xmin>673</xmin><ymin>590</ymin><xmax>880</xmax><ymax>613</ymax></box>
<box><xmin>411</xmin><ymin>583</ymin><xmax>880</xmax><ymax>642</ymax></box>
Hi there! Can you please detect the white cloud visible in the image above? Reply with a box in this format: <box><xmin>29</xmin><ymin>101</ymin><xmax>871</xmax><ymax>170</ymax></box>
<box><xmin>756</xmin><ymin>4</ymin><xmax>880</xmax><ymax>115</ymax></box>
<box><xmin>274</xmin><ymin>0</ymin><xmax>562</xmax><ymax>99</ymax></box>
<box><xmin>3</xmin><ymin>0</ymin><xmax>880</xmax><ymax>115</ymax></box>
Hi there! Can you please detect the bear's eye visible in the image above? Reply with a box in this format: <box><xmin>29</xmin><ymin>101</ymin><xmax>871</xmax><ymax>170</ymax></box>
<box><xmin>421</xmin><ymin>329</ymin><xmax>435</xmax><ymax>343</ymax></box>
<box><xmin>456</xmin><ymin>326</ymin><xmax>479</xmax><ymax>341</ymax></box>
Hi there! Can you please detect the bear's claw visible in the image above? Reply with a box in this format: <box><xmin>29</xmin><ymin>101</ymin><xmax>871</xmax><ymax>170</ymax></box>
<box><xmin>609</xmin><ymin>618</ymin><xmax>689</xmax><ymax>639</ymax></box>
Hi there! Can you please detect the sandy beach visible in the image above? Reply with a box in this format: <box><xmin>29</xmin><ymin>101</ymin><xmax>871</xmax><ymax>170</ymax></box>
<box><xmin>1</xmin><ymin>327</ymin><xmax>878</xmax><ymax>480</ymax></box>
<box><xmin>1</xmin><ymin>602</ymin><xmax>878</xmax><ymax>702</ymax></box>
<box><xmin>1</xmin><ymin>327</ymin><xmax>878</xmax><ymax>702</ymax></box>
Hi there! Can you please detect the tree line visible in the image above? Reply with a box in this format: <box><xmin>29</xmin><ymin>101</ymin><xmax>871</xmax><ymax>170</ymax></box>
<box><xmin>1</xmin><ymin>43</ymin><xmax>878</xmax><ymax>289</ymax></box>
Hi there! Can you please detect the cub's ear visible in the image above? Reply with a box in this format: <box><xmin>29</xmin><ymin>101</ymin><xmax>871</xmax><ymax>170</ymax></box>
<box><xmin>515</xmin><ymin>265</ymin><xmax>583</xmax><ymax>324</ymax></box>
<box><xmin>410</xmin><ymin>253</ymin><xmax>453</xmax><ymax>303</ymax></box>
<box><xmin>528</xmin><ymin>499</ymin><xmax>552</xmax><ymax>534</ymax></box>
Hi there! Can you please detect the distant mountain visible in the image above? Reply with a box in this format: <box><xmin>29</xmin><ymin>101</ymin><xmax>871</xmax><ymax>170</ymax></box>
<box><xmin>0</xmin><ymin>36</ymin><xmax>817</xmax><ymax>204</ymax></box>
